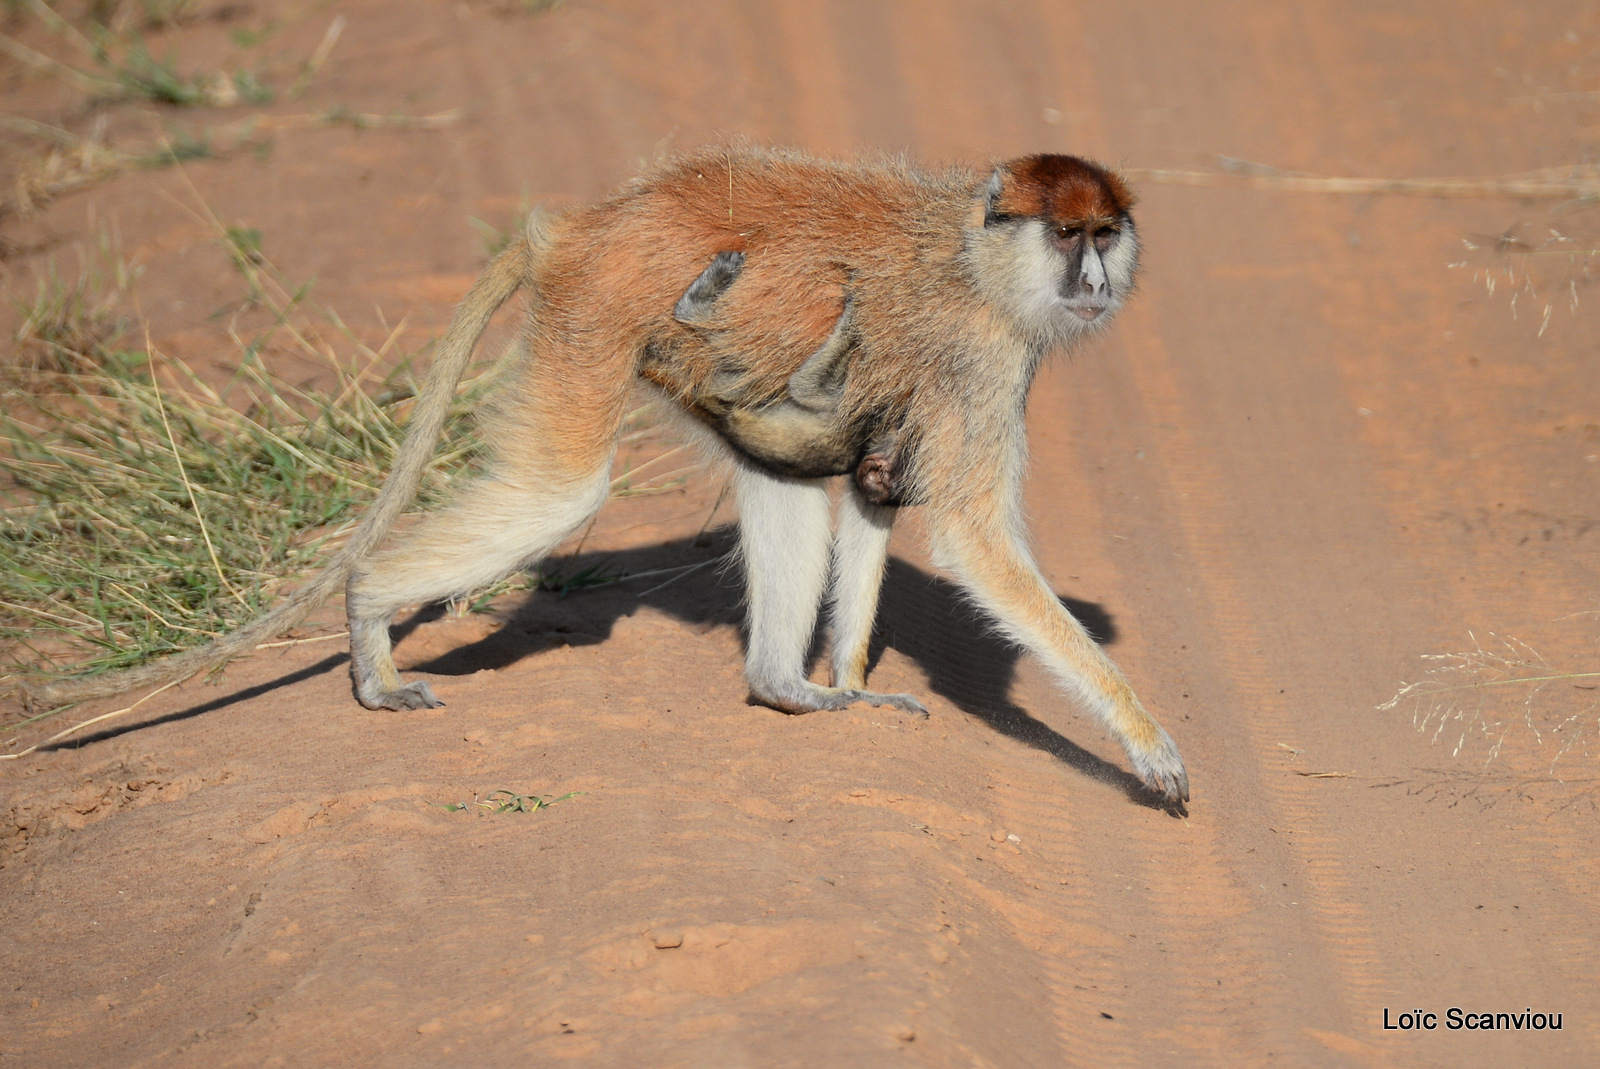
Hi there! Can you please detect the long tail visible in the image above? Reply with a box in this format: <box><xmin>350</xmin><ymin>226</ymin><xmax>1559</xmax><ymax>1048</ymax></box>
<box><xmin>25</xmin><ymin>235</ymin><xmax>538</xmax><ymax>709</ymax></box>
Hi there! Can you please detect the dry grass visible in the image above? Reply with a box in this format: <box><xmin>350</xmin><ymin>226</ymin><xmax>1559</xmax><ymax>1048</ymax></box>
<box><xmin>0</xmin><ymin>3</ymin><xmax>462</xmax><ymax>220</ymax></box>
<box><xmin>1380</xmin><ymin>629</ymin><xmax>1600</xmax><ymax>773</ymax></box>
<box><xmin>1</xmin><ymin>109</ymin><xmax>462</xmax><ymax>223</ymax></box>
<box><xmin>0</xmin><ymin>247</ymin><xmax>500</xmax><ymax>681</ymax></box>
<box><xmin>0</xmin><ymin>205</ymin><xmax>694</xmax><ymax>708</ymax></box>
<box><xmin>0</xmin><ymin>203</ymin><xmax>500</xmax><ymax>685</ymax></box>
<box><xmin>1448</xmin><ymin>227</ymin><xmax>1597</xmax><ymax>336</ymax></box>
<box><xmin>0</xmin><ymin>0</ymin><xmax>329</xmax><ymax>107</ymax></box>
<box><xmin>0</xmin><ymin>116</ymin><xmax>147</xmax><ymax>221</ymax></box>
<box><xmin>8</xmin><ymin>223</ymin><xmax>140</xmax><ymax>370</ymax></box>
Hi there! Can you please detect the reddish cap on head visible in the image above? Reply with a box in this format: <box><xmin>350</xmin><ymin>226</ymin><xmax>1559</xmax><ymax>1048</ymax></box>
<box><xmin>987</xmin><ymin>155</ymin><xmax>1135</xmax><ymax>226</ymax></box>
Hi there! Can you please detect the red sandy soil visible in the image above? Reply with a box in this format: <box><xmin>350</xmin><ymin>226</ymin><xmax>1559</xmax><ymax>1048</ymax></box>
<box><xmin>2</xmin><ymin>1</ymin><xmax>1598</xmax><ymax>1065</ymax></box>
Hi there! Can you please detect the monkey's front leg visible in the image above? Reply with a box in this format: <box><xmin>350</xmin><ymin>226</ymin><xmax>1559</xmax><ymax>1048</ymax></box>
<box><xmin>732</xmin><ymin>465</ymin><xmax>920</xmax><ymax>715</ymax></box>
<box><xmin>932</xmin><ymin>506</ymin><xmax>1189</xmax><ymax>804</ymax></box>
<box><xmin>828</xmin><ymin>491</ymin><xmax>926</xmax><ymax>716</ymax></box>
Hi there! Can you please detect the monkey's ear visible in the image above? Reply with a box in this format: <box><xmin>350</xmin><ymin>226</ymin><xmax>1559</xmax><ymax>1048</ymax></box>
<box><xmin>981</xmin><ymin>166</ymin><xmax>1009</xmax><ymax>227</ymax></box>
<box><xmin>524</xmin><ymin>205</ymin><xmax>555</xmax><ymax>251</ymax></box>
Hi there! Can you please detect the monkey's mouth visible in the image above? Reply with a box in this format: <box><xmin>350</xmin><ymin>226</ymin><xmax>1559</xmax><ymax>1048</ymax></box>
<box><xmin>1065</xmin><ymin>304</ymin><xmax>1106</xmax><ymax>321</ymax></box>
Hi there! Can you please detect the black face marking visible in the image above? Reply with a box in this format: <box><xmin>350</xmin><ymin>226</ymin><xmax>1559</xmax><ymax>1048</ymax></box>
<box><xmin>1051</xmin><ymin>228</ymin><xmax>1087</xmax><ymax>294</ymax></box>
<box><xmin>1051</xmin><ymin>219</ymin><xmax>1122</xmax><ymax>302</ymax></box>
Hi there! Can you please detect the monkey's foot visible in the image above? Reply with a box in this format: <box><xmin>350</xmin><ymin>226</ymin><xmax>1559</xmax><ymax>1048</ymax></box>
<box><xmin>1126</xmin><ymin>726</ymin><xmax>1189</xmax><ymax>805</ymax></box>
<box><xmin>849</xmin><ymin>689</ymin><xmax>929</xmax><ymax>718</ymax></box>
<box><xmin>359</xmin><ymin>679</ymin><xmax>444</xmax><ymax>711</ymax></box>
<box><xmin>751</xmin><ymin>680</ymin><xmax>928</xmax><ymax>718</ymax></box>
<box><xmin>750</xmin><ymin>680</ymin><xmax>860</xmax><ymax>715</ymax></box>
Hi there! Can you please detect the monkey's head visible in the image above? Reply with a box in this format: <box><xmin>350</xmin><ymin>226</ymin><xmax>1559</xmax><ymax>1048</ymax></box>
<box><xmin>968</xmin><ymin>154</ymin><xmax>1139</xmax><ymax>345</ymax></box>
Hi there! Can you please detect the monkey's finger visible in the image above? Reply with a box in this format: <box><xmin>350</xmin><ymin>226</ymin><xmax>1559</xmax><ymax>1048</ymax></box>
<box><xmin>1128</xmin><ymin>729</ymin><xmax>1189</xmax><ymax>803</ymax></box>
<box><xmin>1143</xmin><ymin>766</ymin><xmax>1190</xmax><ymax>805</ymax></box>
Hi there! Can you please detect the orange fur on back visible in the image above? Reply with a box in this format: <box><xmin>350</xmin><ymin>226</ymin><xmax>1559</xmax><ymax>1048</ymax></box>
<box><xmin>538</xmin><ymin>148</ymin><xmax>980</xmax><ymax>426</ymax></box>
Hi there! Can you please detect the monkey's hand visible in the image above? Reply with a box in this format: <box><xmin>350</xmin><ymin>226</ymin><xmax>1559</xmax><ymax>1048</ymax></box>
<box><xmin>1126</xmin><ymin>722</ymin><xmax>1189</xmax><ymax>805</ymax></box>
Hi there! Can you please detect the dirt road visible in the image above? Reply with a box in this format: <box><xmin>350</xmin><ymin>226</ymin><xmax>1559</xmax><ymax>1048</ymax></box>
<box><xmin>3</xmin><ymin>1</ymin><xmax>1597</xmax><ymax>1065</ymax></box>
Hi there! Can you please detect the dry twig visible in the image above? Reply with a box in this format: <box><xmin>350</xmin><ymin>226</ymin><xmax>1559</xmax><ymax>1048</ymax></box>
<box><xmin>1127</xmin><ymin>157</ymin><xmax>1600</xmax><ymax>203</ymax></box>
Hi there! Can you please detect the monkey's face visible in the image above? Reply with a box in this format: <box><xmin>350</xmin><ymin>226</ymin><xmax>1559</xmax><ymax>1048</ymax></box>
<box><xmin>970</xmin><ymin>154</ymin><xmax>1141</xmax><ymax>344</ymax></box>
<box><xmin>1046</xmin><ymin>216</ymin><xmax>1137</xmax><ymax>323</ymax></box>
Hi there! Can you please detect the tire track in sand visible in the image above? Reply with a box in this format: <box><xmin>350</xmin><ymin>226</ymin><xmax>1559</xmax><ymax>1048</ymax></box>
<box><xmin>1010</xmin><ymin>2</ymin><xmax>1399</xmax><ymax>1059</ymax></box>
<box><xmin>1109</xmin><ymin>313</ymin><xmax>1398</xmax><ymax>1029</ymax></box>
<box><xmin>980</xmin><ymin>745</ymin><xmax>1300</xmax><ymax>1065</ymax></box>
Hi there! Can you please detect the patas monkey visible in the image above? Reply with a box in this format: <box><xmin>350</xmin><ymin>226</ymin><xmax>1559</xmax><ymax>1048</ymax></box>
<box><xmin>658</xmin><ymin>250</ymin><xmax>909</xmax><ymax>504</ymax></box>
<box><xmin>655</xmin><ymin>249</ymin><xmax>870</xmax><ymax>479</ymax></box>
<box><xmin>31</xmin><ymin>147</ymin><xmax>1189</xmax><ymax>805</ymax></box>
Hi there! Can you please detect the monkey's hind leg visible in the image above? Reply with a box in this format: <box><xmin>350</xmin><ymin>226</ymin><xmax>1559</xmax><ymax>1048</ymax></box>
<box><xmin>827</xmin><ymin>491</ymin><xmax>926</xmax><ymax>716</ymax></box>
<box><xmin>734</xmin><ymin>464</ymin><xmax>901</xmax><ymax>715</ymax></box>
<box><xmin>346</xmin><ymin>466</ymin><xmax>613</xmax><ymax>710</ymax></box>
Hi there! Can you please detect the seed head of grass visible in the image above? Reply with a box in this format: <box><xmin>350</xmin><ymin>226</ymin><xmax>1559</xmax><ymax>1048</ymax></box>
<box><xmin>1380</xmin><ymin>630</ymin><xmax>1600</xmax><ymax>772</ymax></box>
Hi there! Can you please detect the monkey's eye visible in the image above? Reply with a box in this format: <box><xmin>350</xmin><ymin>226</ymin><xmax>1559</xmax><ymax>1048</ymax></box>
<box><xmin>1051</xmin><ymin>225</ymin><xmax>1083</xmax><ymax>250</ymax></box>
<box><xmin>1093</xmin><ymin>227</ymin><xmax>1120</xmax><ymax>252</ymax></box>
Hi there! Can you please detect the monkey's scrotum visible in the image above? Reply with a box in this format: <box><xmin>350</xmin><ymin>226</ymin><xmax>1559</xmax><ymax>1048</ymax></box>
<box><xmin>39</xmin><ymin>147</ymin><xmax>1188</xmax><ymax>805</ymax></box>
<box><xmin>852</xmin><ymin>434</ymin><xmax>914</xmax><ymax>507</ymax></box>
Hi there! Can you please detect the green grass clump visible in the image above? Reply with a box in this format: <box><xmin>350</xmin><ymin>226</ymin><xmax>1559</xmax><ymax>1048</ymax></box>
<box><xmin>9</xmin><ymin>240</ymin><xmax>139</xmax><ymax>374</ymax></box>
<box><xmin>109</xmin><ymin>45</ymin><xmax>273</xmax><ymax>107</ymax></box>
<box><xmin>104</xmin><ymin>41</ymin><xmax>210</xmax><ymax>105</ymax></box>
<box><xmin>430</xmin><ymin>789</ymin><xmax>581</xmax><ymax>815</ymax></box>
<box><xmin>3</xmin><ymin>3</ymin><xmax>283</xmax><ymax>109</ymax></box>
<box><xmin>0</xmin><ymin>350</ymin><xmax>493</xmax><ymax>678</ymax></box>
<box><xmin>0</xmin><ymin>218</ymin><xmax>692</xmax><ymax>696</ymax></box>
<box><xmin>0</xmin><ymin>245</ymin><xmax>499</xmax><ymax>679</ymax></box>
